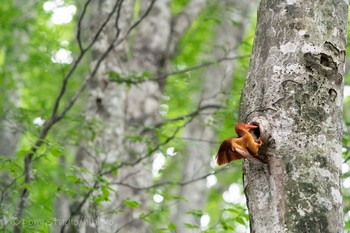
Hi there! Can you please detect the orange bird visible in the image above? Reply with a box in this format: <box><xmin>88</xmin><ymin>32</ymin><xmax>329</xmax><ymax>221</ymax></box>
<box><xmin>216</xmin><ymin>123</ymin><xmax>263</xmax><ymax>165</ymax></box>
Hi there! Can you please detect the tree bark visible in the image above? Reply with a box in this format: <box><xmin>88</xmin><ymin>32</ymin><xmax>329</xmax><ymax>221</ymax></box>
<box><xmin>72</xmin><ymin>1</ymin><xmax>137</xmax><ymax>232</ymax></box>
<box><xmin>71</xmin><ymin>0</ymin><xmax>206</xmax><ymax>232</ymax></box>
<box><xmin>0</xmin><ymin>0</ymin><xmax>34</xmax><ymax>228</ymax></box>
<box><xmin>240</xmin><ymin>0</ymin><xmax>348</xmax><ymax>232</ymax></box>
<box><xmin>113</xmin><ymin>1</ymin><xmax>171</xmax><ymax>232</ymax></box>
<box><xmin>172</xmin><ymin>0</ymin><xmax>257</xmax><ymax>231</ymax></box>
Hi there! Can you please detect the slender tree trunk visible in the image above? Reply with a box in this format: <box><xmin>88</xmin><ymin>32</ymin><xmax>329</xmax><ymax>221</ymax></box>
<box><xmin>113</xmin><ymin>1</ymin><xmax>171</xmax><ymax>232</ymax></box>
<box><xmin>239</xmin><ymin>0</ymin><xmax>348</xmax><ymax>232</ymax></box>
<box><xmin>0</xmin><ymin>0</ymin><xmax>34</xmax><ymax>228</ymax></box>
<box><xmin>0</xmin><ymin>82</ymin><xmax>21</xmax><ymax>228</ymax></box>
<box><xmin>172</xmin><ymin>0</ymin><xmax>257</xmax><ymax>230</ymax></box>
<box><xmin>0</xmin><ymin>98</ymin><xmax>20</xmax><ymax>159</ymax></box>
<box><xmin>0</xmin><ymin>0</ymin><xmax>36</xmax><ymax>158</ymax></box>
<box><xmin>71</xmin><ymin>1</ymin><xmax>135</xmax><ymax>232</ymax></box>
<box><xmin>69</xmin><ymin>0</ymin><xmax>206</xmax><ymax>232</ymax></box>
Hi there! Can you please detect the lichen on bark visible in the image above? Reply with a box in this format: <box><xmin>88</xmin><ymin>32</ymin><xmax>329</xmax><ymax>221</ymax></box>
<box><xmin>239</xmin><ymin>0</ymin><xmax>348</xmax><ymax>232</ymax></box>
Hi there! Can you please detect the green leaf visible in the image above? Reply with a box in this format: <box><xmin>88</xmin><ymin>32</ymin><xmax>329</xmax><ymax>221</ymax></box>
<box><xmin>235</xmin><ymin>216</ymin><xmax>245</xmax><ymax>226</ymax></box>
<box><xmin>168</xmin><ymin>223</ymin><xmax>176</xmax><ymax>230</ymax></box>
<box><xmin>123</xmin><ymin>198</ymin><xmax>140</xmax><ymax>209</ymax></box>
<box><xmin>186</xmin><ymin>209</ymin><xmax>203</xmax><ymax>218</ymax></box>
<box><xmin>101</xmin><ymin>186</ymin><xmax>109</xmax><ymax>201</ymax></box>
<box><xmin>167</xmin><ymin>195</ymin><xmax>186</xmax><ymax>201</ymax></box>
<box><xmin>96</xmin><ymin>175</ymin><xmax>109</xmax><ymax>184</ymax></box>
<box><xmin>220</xmin><ymin>220</ymin><xmax>234</xmax><ymax>230</ymax></box>
<box><xmin>16</xmin><ymin>149</ymin><xmax>30</xmax><ymax>157</ymax></box>
<box><xmin>108</xmin><ymin>71</ymin><xmax>152</xmax><ymax>86</ymax></box>
<box><xmin>184</xmin><ymin>223</ymin><xmax>199</xmax><ymax>229</ymax></box>
<box><xmin>224</xmin><ymin>208</ymin><xmax>239</xmax><ymax>214</ymax></box>
<box><xmin>93</xmin><ymin>196</ymin><xmax>104</xmax><ymax>206</ymax></box>
<box><xmin>51</xmin><ymin>146</ymin><xmax>63</xmax><ymax>157</ymax></box>
<box><xmin>126</xmin><ymin>135</ymin><xmax>144</xmax><ymax>142</ymax></box>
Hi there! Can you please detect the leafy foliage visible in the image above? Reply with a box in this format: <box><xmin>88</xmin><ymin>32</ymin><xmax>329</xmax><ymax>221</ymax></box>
<box><xmin>1</xmin><ymin>0</ymin><xmax>350</xmax><ymax>232</ymax></box>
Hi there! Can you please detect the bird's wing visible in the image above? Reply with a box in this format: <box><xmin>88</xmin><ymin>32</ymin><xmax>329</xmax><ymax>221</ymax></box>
<box><xmin>216</xmin><ymin>139</ymin><xmax>244</xmax><ymax>165</ymax></box>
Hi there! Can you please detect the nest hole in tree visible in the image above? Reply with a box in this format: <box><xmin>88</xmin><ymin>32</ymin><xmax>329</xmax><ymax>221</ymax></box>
<box><xmin>249</xmin><ymin>123</ymin><xmax>261</xmax><ymax>141</ymax></box>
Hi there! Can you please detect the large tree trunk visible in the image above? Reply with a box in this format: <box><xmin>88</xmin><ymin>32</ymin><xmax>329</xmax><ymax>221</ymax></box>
<box><xmin>172</xmin><ymin>0</ymin><xmax>257</xmax><ymax>230</ymax></box>
<box><xmin>240</xmin><ymin>0</ymin><xmax>348</xmax><ymax>232</ymax></box>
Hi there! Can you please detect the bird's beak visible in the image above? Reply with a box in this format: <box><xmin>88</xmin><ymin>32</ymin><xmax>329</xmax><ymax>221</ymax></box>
<box><xmin>243</xmin><ymin>124</ymin><xmax>258</xmax><ymax>129</ymax></box>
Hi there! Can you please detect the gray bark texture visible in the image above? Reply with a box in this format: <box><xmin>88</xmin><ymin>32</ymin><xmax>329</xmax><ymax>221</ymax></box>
<box><xmin>0</xmin><ymin>0</ymin><xmax>32</xmax><ymax>227</ymax></box>
<box><xmin>0</xmin><ymin>81</ymin><xmax>21</xmax><ymax>227</ymax></box>
<box><xmin>172</xmin><ymin>0</ymin><xmax>257</xmax><ymax>231</ymax></box>
<box><xmin>239</xmin><ymin>0</ymin><xmax>348</xmax><ymax>232</ymax></box>
<box><xmin>0</xmin><ymin>103</ymin><xmax>20</xmax><ymax>159</ymax></box>
<box><xmin>72</xmin><ymin>0</ymin><xmax>206</xmax><ymax>232</ymax></box>
<box><xmin>76</xmin><ymin>1</ymin><xmax>163</xmax><ymax>232</ymax></box>
<box><xmin>0</xmin><ymin>0</ymin><xmax>36</xmax><ymax>159</ymax></box>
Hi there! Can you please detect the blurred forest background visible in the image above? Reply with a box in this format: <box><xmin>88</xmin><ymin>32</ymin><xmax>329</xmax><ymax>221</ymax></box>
<box><xmin>1</xmin><ymin>0</ymin><xmax>350</xmax><ymax>232</ymax></box>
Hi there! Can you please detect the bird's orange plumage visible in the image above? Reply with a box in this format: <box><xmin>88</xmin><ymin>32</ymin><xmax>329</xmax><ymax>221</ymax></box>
<box><xmin>216</xmin><ymin>123</ymin><xmax>263</xmax><ymax>165</ymax></box>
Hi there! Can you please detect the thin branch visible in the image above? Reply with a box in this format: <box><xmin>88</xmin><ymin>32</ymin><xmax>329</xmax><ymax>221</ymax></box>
<box><xmin>175</xmin><ymin>136</ymin><xmax>218</xmax><ymax>144</ymax></box>
<box><xmin>154</xmin><ymin>104</ymin><xmax>223</xmax><ymax>129</ymax></box>
<box><xmin>112</xmin><ymin>167</ymin><xmax>228</xmax><ymax>191</ymax></box>
<box><xmin>57</xmin><ymin>0</ymin><xmax>155</xmax><ymax>122</ymax></box>
<box><xmin>102</xmin><ymin>125</ymin><xmax>183</xmax><ymax>176</ymax></box>
<box><xmin>59</xmin><ymin>95</ymin><xmax>204</xmax><ymax>231</ymax></box>
<box><xmin>125</xmin><ymin>0</ymin><xmax>156</xmax><ymax>36</ymax></box>
<box><xmin>63</xmin><ymin>0</ymin><xmax>159</xmax><ymax>174</ymax></box>
<box><xmin>108</xmin><ymin>55</ymin><xmax>250</xmax><ymax>85</ymax></box>
<box><xmin>0</xmin><ymin>174</ymin><xmax>21</xmax><ymax>210</ymax></box>
<box><xmin>84</xmin><ymin>0</ymin><xmax>123</xmax><ymax>52</ymax></box>
<box><xmin>115</xmin><ymin>220</ymin><xmax>134</xmax><ymax>233</ymax></box>
<box><xmin>58</xmin><ymin>106</ymin><xmax>217</xmax><ymax>228</ymax></box>
<box><xmin>52</xmin><ymin>0</ymin><xmax>123</xmax><ymax>122</ymax></box>
<box><xmin>59</xmin><ymin>181</ymin><xmax>99</xmax><ymax>233</ymax></box>
<box><xmin>15</xmin><ymin>0</ymin><xmax>156</xmax><ymax>231</ymax></box>
<box><xmin>50</xmin><ymin>53</ymin><xmax>85</xmax><ymax>122</ymax></box>
<box><xmin>61</xmin><ymin>103</ymin><xmax>222</xmax><ymax>231</ymax></box>
<box><xmin>76</xmin><ymin>0</ymin><xmax>92</xmax><ymax>52</ymax></box>
<box><xmin>14</xmin><ymin>119</ymin><xmax>55</xmax><ymax>233</ymax></box>
<box><xmin>102</xmin><ymin>103</ymin><xmax>209</xmax><ymax>176</ymax></box>
<box><xmin>164</xmin><ymin>55</ymin><xmax>250</xmax><ymax>78</ymax></box>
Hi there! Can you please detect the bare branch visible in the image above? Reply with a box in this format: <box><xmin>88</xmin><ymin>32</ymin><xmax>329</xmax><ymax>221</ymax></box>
<box><xmin>60</xmin><ymin>102</ymin><xmax>222</xmax><ymax>231</ymax></box>
<box><xmin>57</xmin><ymin>0</ymin><xmax>156</xmax><ymax>121</ymax></box>
<box><xmin>102</xmin><ymin>125</ymin><xmax>183</xmax><ymax>176</ymax></box>
<box><xmin>126</xmin><ymin>0</ymin><xmax>156</xmax><ymax>35</ymax></box>
<box><xmin>15</xmin><ymin>0</ymin><xmax>157</xmax><ymax>231</ymax></box>
<box><xmin>175</xmin><ymin>136</ymin><xmax>218</xmax><ymax>144</ymax></box>
<box><xmin>112</xmin><ymin>167</ymin><xmax>229</xmax><ymax>191</ymax></box>
<box><xmin>59</xmin><ymin>97</ymin><xmax>211</xmax><ymax>231</ymax></box>
<box><xmin>153</xmin><ymin>104</ymin><xmax>224</xmax><ymax>129</ymax></box>
<box><xmin>59</xmin><ymin>181</ymin><xmax>99</xmax><ymax>233</ymax></box>
<box><xmin>76</xmin><ymin>0</ymin><xmax>92</xmax><ymax>52</ymax></box>
<box><xmin>50</xmin><ymin>0</ymin><xmax>122</xmax><ymax>121</ymax></box>
<box><xmin>109</xmin><ymin>104</ymin><xmax>222</xmax><ymax>173</ymax></box>
<box><xmin>51</xmin><ymin>0</ymin><xmax>127</xmax><ymax>123</ymax></box>
<box><xmin>85</xmin><ymin>0</ymin><xmax>124</xmax><ymax>52</ymax></box>
<box><xmin>108</xmin><ymin>55</ymin><xmax>249</xmax><ymax>85</ymax></box>
<box><xmin>165</xmin><ymin>55</ymin><xmax>249</xmax><ymax>77</ymax></box>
